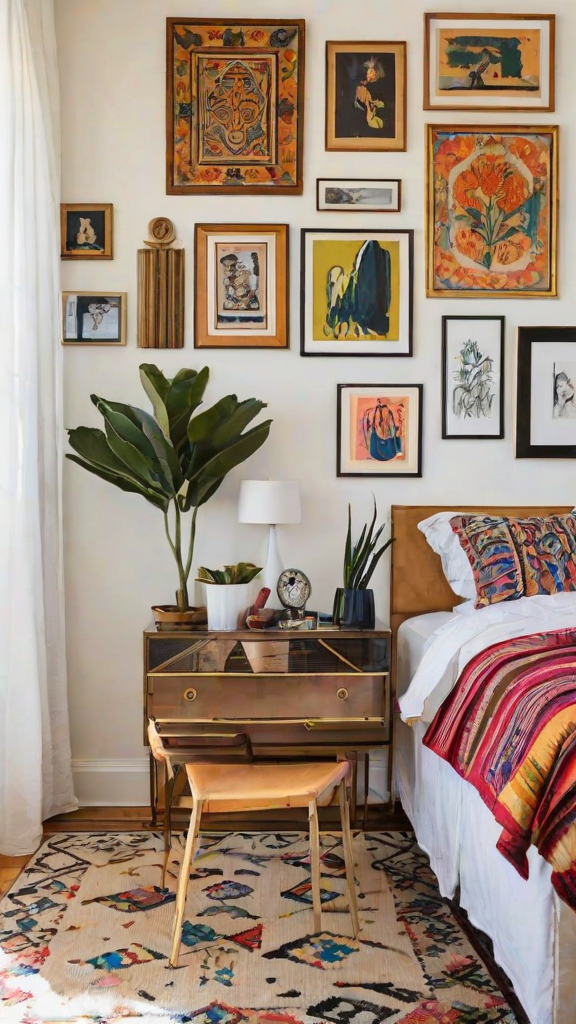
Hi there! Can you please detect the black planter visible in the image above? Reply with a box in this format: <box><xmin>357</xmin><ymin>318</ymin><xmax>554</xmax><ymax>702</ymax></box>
<box><xmin>333</xmin><ymin>587</ymin><xmax>375</xmax><ymax>629</ymax></box>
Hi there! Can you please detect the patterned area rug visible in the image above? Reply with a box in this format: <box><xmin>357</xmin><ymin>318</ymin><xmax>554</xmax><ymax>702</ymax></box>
<box><xmin>0</xmin><ymin>830</ymin><xmax>518</xmax><ymax>1023</ymax></box>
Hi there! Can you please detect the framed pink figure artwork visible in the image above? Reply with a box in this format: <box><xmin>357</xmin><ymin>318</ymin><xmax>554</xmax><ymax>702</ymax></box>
<box><xmin>337</xmin><ymin>384</ymin><xmax>423</xmax><ymax>477</ymax></box>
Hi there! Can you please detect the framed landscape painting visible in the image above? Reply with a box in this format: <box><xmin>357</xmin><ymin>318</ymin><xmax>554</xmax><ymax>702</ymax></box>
<box><xmin>517</xmin><ymin>327</ymin><xmax>576</xmax><ymax>459</ymax></box>
<box><xmin>316</xmin><ymin>178</ymin><xmax>401</xmax><ymax>212</ymax></box>
<box><xmin>442</xmin><ymin>316</ymin><xmax>504</xmax><ymax>439</ymax></box>
<box><xmin>194</xmin><ymin>224</ymin><xmax>288</xmax><ymax>349</ymax></box>
<box><xmin>325</xmin><ymin>41</ymin><xmax>406</xmax><ymax>151</ymax></box>
<box><xmin>425</xmin><ymin>13</ymin><xmax>555</xmax><ymax>112</ymax></box>
<box><xmin>337</xmin><ymin>384</ymin><xmax>423</xmax><ymax>477</ymax></box>
<box><xmin>166</xmin><ymin>19</ymin><xmax>305</xmax><ymax>195</ymax></box>
<box><xmin>61</xmin><ymin>293</ymin><xmax>126</xmax><ymax>346</ymax></box>
<box><xmin>301</xmin><ymin>229</ymin><xmax>413</xmax><ymax>357</ymax></box>
<box><xmin>427</xmin><ymin>125</ymin><xmax>558</xmax><ymax>298</ymax></box>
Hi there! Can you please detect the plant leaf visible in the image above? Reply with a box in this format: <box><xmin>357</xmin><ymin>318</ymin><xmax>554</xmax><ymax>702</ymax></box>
<box><xmin>93</xmin><ymin>397</ymin><xmax>182</xmax><ymax>492</ymax></box>
<box><xmin>344</xmin><ymin>505</ymin><xmax>352</xmax><ymax>588</ymax></box>
<box><xmin>66</xmin><ymin>454</ymin><xmax>169</xmax><ymax>511</ymax></box>
<box><xmin>210</xmin><ymin>399</ymin><xmax>268</xmax><ymax>448</ymax></box>
<box><xmin>166</xmin><ymin>366</ymin><xmax>209</xmax><ymax>452</ymax></box>
<box><xmin>187</xmin><ymin>396</ymin><xmax>239</xmax><ymax>444</ymax></box>
<box><xmin>187</xmin><ymin>420</ymin><xmax>272</xmax><ymax>485</ymax></box>
<box><xmin>139</xmin><ymin>364</ymin><xmax>171</xmax><ymax>439</ymax></box>
<box><xmin>358</xmin><ymin>538</ymin><xmax>394</xmax><ymax>589</ymax></box>
<box><xmin>95</xmin><ymin>399</ymin><xmax>172</xmax><ymax>494</ymax></box>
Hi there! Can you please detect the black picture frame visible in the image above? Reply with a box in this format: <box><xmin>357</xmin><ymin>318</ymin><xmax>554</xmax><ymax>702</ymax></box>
<box><xmin>337</xmin><ymin>383</ymin><xmax>423</xmax><ymax>478</ymax></box>
<box><xmin>516</xmin><ymin>326</ymin><xmax>576</xmax><ymax>459</ymax></box>
<box><xmin>442</xmin><ymin>316</ymin><xmax>505</xmax><ymax>440</ymax></box>
<box><xmin>316</xmin><ymin>178</ymin><xmax>402</xmax><ymax>213</ymax></box>
<box><xmin>300</xmin><ymin>228</ymin><xmax>414</xmax><ymax>358</ymax></box>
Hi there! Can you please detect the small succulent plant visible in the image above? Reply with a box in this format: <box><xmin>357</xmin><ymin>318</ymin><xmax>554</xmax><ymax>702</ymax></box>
<box><xmin>196</xmin><ymin>562</ymin><xmax>262</xmax><ymax>585</ymax></box>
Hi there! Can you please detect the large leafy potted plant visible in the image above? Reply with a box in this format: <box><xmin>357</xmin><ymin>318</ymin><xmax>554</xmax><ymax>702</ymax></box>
<box><xmin>66</xmin><ymin>364</ymin><xmax>272</xmax><ymax>628</ymax></box>
<box><xmin>333</xmin><ymin>500</ymin><xmax>392</xmax><ymax>629</ymax></box>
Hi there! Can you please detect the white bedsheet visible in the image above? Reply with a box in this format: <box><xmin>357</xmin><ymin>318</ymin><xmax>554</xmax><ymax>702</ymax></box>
<box><xmin>394</xmin><ymin>610</ymin><xmax>571</xmax><ymax>1024</ymax></box>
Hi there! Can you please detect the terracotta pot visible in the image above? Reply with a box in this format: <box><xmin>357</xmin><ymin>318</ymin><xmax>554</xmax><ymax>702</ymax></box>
<box><xmin>152</xmin><ymin>605</ymin><xmax>207</xmax><ymax>632</ymax></box>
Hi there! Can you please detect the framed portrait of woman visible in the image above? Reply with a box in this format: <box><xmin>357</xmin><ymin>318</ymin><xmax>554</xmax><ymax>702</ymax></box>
<box><xmin>325</xmin><ymin>42</ymin><xmax>406</xmax><ymax>151</ymax></box>
<box><xmin>337</xmin><ymin>383</ymin><xmax>423</xmax><ymax>477</ymax></box>
<box><xmin>517</xmin><ymin>327</ymin><xmax>576</xmax><ymax>459</ymax></box>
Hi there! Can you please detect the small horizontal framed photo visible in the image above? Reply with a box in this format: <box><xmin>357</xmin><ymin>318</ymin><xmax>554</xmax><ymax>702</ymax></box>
<box><xmin>316</xmin><ymin>178</ymin><xmax>401</xmax><ymax>213</ymax></box>
<box><xmin>61</xmin><ymin>292</ymin><xmax>126</xmax><ymax>346</ymax></box>
<box><xmin>424</xmin><ymin>13</ymin><xmax>555</xmax><ymax>112</ymax></box>
<box><xmin>301</xmin><ymin>228</ymin><xmax>413</xmax><ymax>357</ymax></box>
<box><xmin>337</xmin><ymin>383</ymin><xmax>423</xmax><ymax>477</ymax></box>
<box><xmin>326</xmin><ymin>41</ymin><xmax>406</xmax><ymax>151</ymax></box>
<box><xmin>516</xmin><ymin>327</ymin><xmax>576</xmax><ymax>459</ymax></box>
<box><xmin>60</xmin><ymin>203</ymin><xmax>113</xmax><ymax>259</ymax></box>
<box><xmin>194</xmin><ymin>224</ymin><xmax>288</xmax><ymax>349</ymax></box>
<box><xmin>442</xmin><ymin>316</ymin><xmax>504</xmax><ymax>439</ymax></box>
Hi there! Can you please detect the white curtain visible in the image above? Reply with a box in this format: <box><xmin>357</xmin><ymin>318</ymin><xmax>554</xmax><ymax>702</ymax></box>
<box><xmin>0</xmin><ymin>0</ymin><xmax>77</xmax><ymax>855</ymax></box>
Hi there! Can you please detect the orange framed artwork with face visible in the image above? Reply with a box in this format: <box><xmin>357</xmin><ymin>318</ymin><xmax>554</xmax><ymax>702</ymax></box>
<box><xmin>426</xmin><ymin>125</ymin><xmax>558</xmax><ymax>298</ymax></box>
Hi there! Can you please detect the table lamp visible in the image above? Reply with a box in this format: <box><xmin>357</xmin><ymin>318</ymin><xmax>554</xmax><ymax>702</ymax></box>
<box><xmin>238</xmin><ymin>479</ymin><xmax>301</xmax><ymax>598</ymax></box>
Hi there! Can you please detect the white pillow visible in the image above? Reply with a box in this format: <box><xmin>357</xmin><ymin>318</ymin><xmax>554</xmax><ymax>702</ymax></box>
<box><xmin>417</xmin><ymin>511</ymin><xmax>477</xmax><ymax>600</ymax></box>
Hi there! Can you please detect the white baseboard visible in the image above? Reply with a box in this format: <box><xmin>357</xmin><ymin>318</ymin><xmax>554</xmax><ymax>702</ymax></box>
<box><xmin>72</xmin><ymin>758</ymin><xmax>150</xmax><ymax>807</ymax></box>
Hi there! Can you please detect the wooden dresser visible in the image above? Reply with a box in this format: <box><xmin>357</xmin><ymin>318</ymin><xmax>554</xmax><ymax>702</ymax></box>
<box><xmin>144</xmin><ymin>628</ymin><xmax>391</xmax><ymax>829</ymax></box>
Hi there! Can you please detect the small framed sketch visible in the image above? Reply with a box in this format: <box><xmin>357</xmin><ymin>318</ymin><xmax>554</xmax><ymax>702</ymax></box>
<box><xmin>337</xmin><ymin>383</ymin><xmax>423</xmax><ymax>477</ymax></box>
<box><xmin>516</xmin><ymin>327</ymin><xmax>576</xmax><ymax>459</ymax></box>
<box><xmin>424</xmin><ymin>13</ymin><xmax>555</xmax><ymax>112</ymax></box>
<box><xmin>301</xmin><ymin>229</ymin><xmax>413</xmax><ymax>357</ymax></box>
<box><xmin>325</xmin><ymin>41</ymin><xmax>406</xmax><ymax>151</ymax></box>
<box><xmin>60</xmin><ymin>203</ymin><xmax>113</xmax><ymax>259</ymax></box>
<box><xmin>61</xmin><ymin>293</ymin><xmax>126</xmax><ymax>346</ymax></box>
<box><xmin>316</xmin><ymin>178</ymin><xmax>401</xmax><ymax>213</ymax></box>
<box><xmin>194</xmin><ymin>224</ymin><xmax>288</xmax><ymax>349</ymax></box>
<box><xmin>442</xmin><ymin>316</ymin><xmax>504</xmax><ymax>439</ymax></box>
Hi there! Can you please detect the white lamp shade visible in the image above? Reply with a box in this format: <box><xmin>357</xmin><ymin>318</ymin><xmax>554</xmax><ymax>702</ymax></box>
<box><xmin>238</xmin><ymin>479</ymin><xmax>301</xmax><ymax>525</ymax></box>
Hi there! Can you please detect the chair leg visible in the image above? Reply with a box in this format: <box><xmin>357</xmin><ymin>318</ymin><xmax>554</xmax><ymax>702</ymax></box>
<box><xmin>162</xmin><ymin>768</ymin><xmax>176</xmax><ymax>889</ymax></box>
<box><xmin>308</xmin><ymin>799</ymin><xmax>322</xmax><ymax>934</ymax></box>
<box><xmin>169</xmin><ymin>797</ymin><xmax>203</xmax><ymax>967</ymax></box>
<box><xmin>338</xmin><ymin>779</ymin><xmax>360</xmax><ymax>938</ymax></box>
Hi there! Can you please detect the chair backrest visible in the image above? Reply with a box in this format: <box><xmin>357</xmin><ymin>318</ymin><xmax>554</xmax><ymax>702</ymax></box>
<box><xmin>147</xmin><ymin>718</ymin><xmax>174</xmax><ymax>779</ymax></box>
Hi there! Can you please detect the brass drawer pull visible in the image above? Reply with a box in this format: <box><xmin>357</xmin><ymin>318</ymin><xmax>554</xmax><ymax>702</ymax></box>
<box><xmin>336</xmin><ymin>687</ymin><xmax>349</xmax><ymax>701</ymax></box>
<box><xmin>183</xmin><ymin>687</ymin><xmax>197</xmax><ymax>702</ymax></box>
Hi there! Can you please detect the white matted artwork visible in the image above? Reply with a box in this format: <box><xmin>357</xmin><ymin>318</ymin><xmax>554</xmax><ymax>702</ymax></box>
<box><xmin>337</xmin><ymin>383</ymin><xmax>423</xmax><ymax>477</ymax></box>
<box><xmin>316</xmin><ymin>178</ymin><xmax>401</xmax><ymax>212</ymax></box>
<box><xmin>442</xmin><ymin>316</ymin><xmax>504</xmax><ymax>439</ymax></box>
<box><xmin>61</xmin><ymin>292</ymin><xmax>126</xmax><ymax>346</ymax></box>
<box><xmin>517</xmin><ymin>327</ymin><xmax>576</xmax><ymax>458</ymax></box>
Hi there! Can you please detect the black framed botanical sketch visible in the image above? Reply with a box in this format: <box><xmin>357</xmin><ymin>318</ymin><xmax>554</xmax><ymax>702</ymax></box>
<box><xmin>442</xmin><ymin>316</ymin><xmax>504</xmax><ymax>439</ymax></box>
<box><xmin>337</xmin><ymin>383</ymin><xmax>423</xmax><ymax>477</ymax></box>
<box><xmin>60</xmin><ymin>203</ymin><xmax>113</xmax><ymax>260</ymax></box>
<box><xmin>325</xmin><ymin>41</ymin><xmax>406</xmax><ymax>151</ymax></box>
<box><xmin>517</xmin><ymin>327</ymin><xmax>576</xmax><ymax>458</ymax></box>
<box><xmin>316</xmin><ymin>178</ymin><xmax>401</xmax><ymax>212</ymax></box>
<box><xmin>61</xmin><ymin>293</ymin><xmax>126</xmax><ymax>346</ymax></box>
<box><xmin>300</xmin><ymin>229</ymin><xmax>413</xmax><ymax>357</ymax></box>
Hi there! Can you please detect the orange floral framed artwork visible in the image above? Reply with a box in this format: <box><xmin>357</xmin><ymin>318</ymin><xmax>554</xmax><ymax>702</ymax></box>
<box><xmin>426</xmin><ymin>125</ymin><xmax>558</xmax><ymax>298</ymax></box>
<box><xmin>166</xmin><ymin>19</ymin><xmax>305</xmax><ymax>195</ymax></box>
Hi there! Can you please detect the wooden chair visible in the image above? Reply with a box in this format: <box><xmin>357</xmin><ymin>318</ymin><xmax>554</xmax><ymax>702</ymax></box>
<box><xmin>168</xmin><ymin>760</ymin><xmax>360</xmax><ymax>967</ymax></box>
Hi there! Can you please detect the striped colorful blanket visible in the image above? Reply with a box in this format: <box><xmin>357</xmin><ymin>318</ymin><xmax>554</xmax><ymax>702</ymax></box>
<box><xmin>423</xmin><ymin>628</ymin><xmax>576</xmax><ymax>909</ymax></box>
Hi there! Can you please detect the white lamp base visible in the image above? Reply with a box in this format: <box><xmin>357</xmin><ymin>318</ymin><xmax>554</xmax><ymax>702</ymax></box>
<box><xmin>262</xmin><ymin>524</ymin><xmax>284</xmax><ymax>604</ymax></box>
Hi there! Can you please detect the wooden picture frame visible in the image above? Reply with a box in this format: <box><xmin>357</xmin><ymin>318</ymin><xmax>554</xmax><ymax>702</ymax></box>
<box><xmin>516</xmin><ymin>326</ymin><xmax>576</xmax><ymax>459</ymax></box>
<box><xmin>61</xmin><ymin>292</ymin><xmax>127</xmax><ymax>346</ymax></box>
<box><xmin>300</xmin><ymin>228</ymin><xmax>413</xmax><ymax>357</ymax></box>
<box><xmin>316</xmin><ymin>178</ymin><xmax>401</xmax><ymax>212</ymax></box>
<box><xmin>194</xmin><ymin>224</ymin><xmax>288</xmax><ymax>349</ymax></box>
<box><xmin>442</xmin><ymin>316</ymin><xmax>505</xmax><ymax>439</ymax></box>
<box><xmin>60</xmin><ymin>203</ymin><xmax>113</xmax><ymax>260</ymax></box>
<box><xmin>426</xmin><ymin>124</ymin><xmax>558</xmax><ymax>298</ymax></box>
<box><xmin>424</xmin><ymin>13</ymin><xmax>555</xmax><ymax>112</ymax></box>
<box><xmin>337</xmin><ymin>383</ymin><xmax>423</xmax><ymax>478</ymax></box>
<box><xmin>166</xmin><ymin>18</ymin><xmax>305</xmax><ymax>195</ymax></box>
<box><xmin>325</xmin><ymin>41</ymin><xmax>406</xmax><ymax>152</ymax></box>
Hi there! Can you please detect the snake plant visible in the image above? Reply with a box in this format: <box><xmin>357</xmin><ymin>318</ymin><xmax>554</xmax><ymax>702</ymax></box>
<box><xmin>343</xmin><ymin>499</ymin><xmax>393</xmax><ymax>590</ymax></box>
<box><xmin>66</xmin><ymin>363</ymin><xmax>272</xmax><ymax>611</ymax></box>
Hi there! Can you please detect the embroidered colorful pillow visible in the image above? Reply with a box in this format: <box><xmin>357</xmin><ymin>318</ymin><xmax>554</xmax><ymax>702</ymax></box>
<box><xmin>450</xmin><ymin>513</ymin><xmax>576</xmax><ymax>608</ymax></box>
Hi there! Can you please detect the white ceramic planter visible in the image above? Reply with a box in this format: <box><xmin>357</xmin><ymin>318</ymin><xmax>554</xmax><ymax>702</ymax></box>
<box><xmin>204</xmin><ymin>582</ymin><xmax>251</xmax><ymax>631</ymax></box>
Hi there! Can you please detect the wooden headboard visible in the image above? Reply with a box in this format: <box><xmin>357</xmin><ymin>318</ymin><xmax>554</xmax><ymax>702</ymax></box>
<box><xmin>390</xmin><ymin>505</ymin><xmax>572</xmax><ymax>635</ymax></box>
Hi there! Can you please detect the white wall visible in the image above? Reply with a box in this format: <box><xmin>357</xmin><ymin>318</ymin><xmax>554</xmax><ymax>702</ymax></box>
<box><xmin>56</xmin><ymin>0</ymin><xmax>576</xmax><ymax>804</ymax></box>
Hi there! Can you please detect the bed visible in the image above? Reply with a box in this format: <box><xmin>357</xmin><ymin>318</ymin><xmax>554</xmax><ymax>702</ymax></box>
<box><xmin>390</xmin><ymin>505</ymin><xmax>576</xmax><ymax>1024</ymax></box>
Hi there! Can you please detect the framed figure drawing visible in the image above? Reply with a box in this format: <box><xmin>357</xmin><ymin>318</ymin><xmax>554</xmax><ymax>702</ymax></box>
<box><xmin>325</xmin><ymin>41</ymin><xmax>406</xmax><ymax>151</ymax></box>
<box><xmin>60</xmin><ymin>203</ymin><xmax>113</xmax><ymax>260</ymax></box>
<box><xmin>61</xmin><ymin>293</ymin><xmax>126</xmax><ymax>346</ymax></box>
<box><xmin>337</xmin><ymin>384</ymin><xmax>423</xmax><ymax>477</ymax></box>
<box><xmin>442</xmin><ymin>316</ymin><xmax>504</xmax><ymax>439</ymax></box>
<box><xmin>300</xmin><ymin>229</ymin><xmax>413</xmax><ymax>357</ymax></box>
<box><xmin>166</xmin><ymin>19</ymin><xmax>305</xmax><ymax>195</ymax></box>
<box><xmin>427</xmin><ymin>125</ymin><xmax>558</xmax><ymax>298</ymax></box>
<box><xmin>316</xmin><ymin>179</ymin><xmax>401</xmax><ymax>213</ymax></box>
<box><xmin>194</xmin><ymin>224</ymin><xmax>288</xmax><ymax>349</ymax></box>
<box><xmin>424</xmin><ymin>13</ymin><xmax>555</xmax><ymax>112</ymax></box>
<box><xmin>517</xmin><ymin>327</ymin><xmax>576</xmax><ymax>459</ymax></box>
